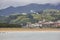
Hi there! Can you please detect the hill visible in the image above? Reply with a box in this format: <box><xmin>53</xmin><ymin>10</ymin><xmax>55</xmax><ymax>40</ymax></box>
<box><xmin>0</xmin><ymin>3</ymin><xmax>60</xmax><ymax>15</ymax></box>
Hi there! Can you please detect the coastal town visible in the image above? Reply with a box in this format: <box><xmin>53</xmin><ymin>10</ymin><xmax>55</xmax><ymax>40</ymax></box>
<box><xmin>21</xmin><ymin>19</ymin><xmax>60</xmax><ymax>28</ymax></box>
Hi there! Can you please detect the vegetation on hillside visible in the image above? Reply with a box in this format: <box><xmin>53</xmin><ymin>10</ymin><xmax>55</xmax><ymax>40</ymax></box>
<box><xmin>0</xmin><ymin>9</ymin><xmax>60</xmax><ymax>28</ymax></box>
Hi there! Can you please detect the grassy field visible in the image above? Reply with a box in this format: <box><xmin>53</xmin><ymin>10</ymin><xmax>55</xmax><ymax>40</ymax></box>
<box><xmin>0</xmin><ymin>28</ymin><xmax>60</xmax><ymax>32</ymax></box>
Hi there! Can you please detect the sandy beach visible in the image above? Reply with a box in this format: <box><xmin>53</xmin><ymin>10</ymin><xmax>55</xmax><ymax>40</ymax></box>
<box><xmin>0</xmin><ymin>28</ymin><xmax>60</xmax><ymax>32</ymax></box>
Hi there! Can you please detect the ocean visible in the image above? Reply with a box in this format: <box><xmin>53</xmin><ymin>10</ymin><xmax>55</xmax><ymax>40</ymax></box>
<box><xmin>0</xmin><ymin>32</ymin><xmax>60</xmax><ymax>40</ymax></box>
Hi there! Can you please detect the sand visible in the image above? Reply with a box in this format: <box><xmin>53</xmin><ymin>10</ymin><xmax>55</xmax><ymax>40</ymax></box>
<box><xmin>0</xmin><ymin>28</ymin><xmax>60</xmax><ymax>32</ymax></box>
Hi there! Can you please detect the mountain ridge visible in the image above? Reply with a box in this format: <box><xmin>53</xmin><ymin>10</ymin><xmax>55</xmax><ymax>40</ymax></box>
<box><xmin>0</xmin><ymin>3</ymin><xmax>60</xmax><ymax>15</ymax></box>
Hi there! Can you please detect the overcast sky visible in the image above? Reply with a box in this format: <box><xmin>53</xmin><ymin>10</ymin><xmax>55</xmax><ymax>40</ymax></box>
<box><xmin>0</xmin><ymin>0</ymin><xmax>60</xmax><ymax>9</ymax></box>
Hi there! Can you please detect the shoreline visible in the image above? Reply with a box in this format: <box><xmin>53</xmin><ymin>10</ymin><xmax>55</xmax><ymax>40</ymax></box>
<box><xmin>0</xmin><ymin>28</ymin><xmax>60</xmax><ymax>32</ymax></box>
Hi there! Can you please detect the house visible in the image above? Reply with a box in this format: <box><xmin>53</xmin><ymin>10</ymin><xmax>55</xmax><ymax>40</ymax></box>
<box><xmin>53</xmin><ymin>22</ymin><xmax>60</xmax><ymax>28</ymax></box>
<box><xmin>40</xmin><ymin>21</ymin><xmax>53</xmax><ymax>28</ymax></box>
<box><xmin>25</xmin><ymin>20</ymin><xmax>60</xmax><ymax>28</ymax></box>
<box><xmin>26</xmin><ymin>23</ymin><xmax>39</xmax><ymax>28</ymax></box>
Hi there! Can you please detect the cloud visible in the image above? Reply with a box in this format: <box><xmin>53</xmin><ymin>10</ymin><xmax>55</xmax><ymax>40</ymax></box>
<box><xmin>0</xmin><ymin>0</ymin><xmax>60</xmax><ymax>9</ymax></box>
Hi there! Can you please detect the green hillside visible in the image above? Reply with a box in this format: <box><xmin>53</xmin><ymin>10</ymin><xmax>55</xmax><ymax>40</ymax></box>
<box><xmin>0</xmin><ymin>9</ymin><xmax>60</xmax><ymax>28</ymax></box>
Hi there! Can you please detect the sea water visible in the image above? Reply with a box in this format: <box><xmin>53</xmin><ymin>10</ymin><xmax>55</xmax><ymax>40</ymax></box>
<box><xmin>0</xmin><ymin>32</ymin><xmax>60</xmax><ymax>40</ymax></box>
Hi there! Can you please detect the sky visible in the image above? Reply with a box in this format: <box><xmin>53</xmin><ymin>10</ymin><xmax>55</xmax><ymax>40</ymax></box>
<box><xmin>0</xmin><ymin>0</ymin><xmax>60</xmax><ymax>9</ymax></box>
